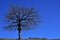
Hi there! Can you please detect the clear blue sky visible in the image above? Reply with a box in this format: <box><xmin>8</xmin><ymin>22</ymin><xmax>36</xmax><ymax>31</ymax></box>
<box><xmin>0</xmin><ymin>0</ymin><xmax>60</xmax><ymax>39</ymax></box>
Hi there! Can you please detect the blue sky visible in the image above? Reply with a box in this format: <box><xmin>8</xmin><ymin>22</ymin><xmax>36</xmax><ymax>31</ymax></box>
<box><xmin>0</xmin><ymin>0</ymin><xmax>60</xmax><ymax>39</ymax></box>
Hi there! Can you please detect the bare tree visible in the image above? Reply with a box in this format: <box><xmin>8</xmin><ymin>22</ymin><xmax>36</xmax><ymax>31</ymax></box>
<box><xmin>4</xmin><ymin>5</ymin><xmax>41</xmax><ymax>40</ymax></box>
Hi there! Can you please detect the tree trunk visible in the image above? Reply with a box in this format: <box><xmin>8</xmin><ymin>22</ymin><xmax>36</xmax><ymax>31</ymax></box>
<box><xmin>18</xmin><ymin>24</ymin><xmax>21</xmax><ymax>40</ymax></box>
<box><xmin>17</xmin><ymin>19</ymin><xmax>21</xmax><ymax>40</ymax></box>
<box><xmin>18</xmin><ymin>29</ymin><xmax>21</xmax><ymax>40</ymax></box>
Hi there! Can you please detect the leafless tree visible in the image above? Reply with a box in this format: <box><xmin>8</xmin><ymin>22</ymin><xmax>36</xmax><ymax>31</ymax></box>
<box><xmin>4</xmin><ymin>5</ymin><xmax>41</xmax><ymax>40</ymax></box>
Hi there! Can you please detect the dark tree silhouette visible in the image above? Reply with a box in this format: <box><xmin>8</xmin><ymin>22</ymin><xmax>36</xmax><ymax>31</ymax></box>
<box><xmin>4</xmin><ymin>5</ymin><xmax>41</xmax><ymax>40</ymax></box>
